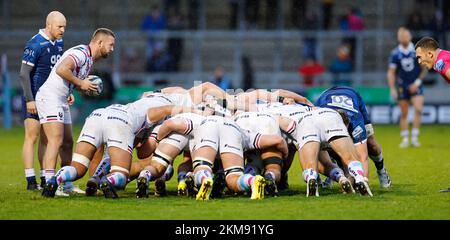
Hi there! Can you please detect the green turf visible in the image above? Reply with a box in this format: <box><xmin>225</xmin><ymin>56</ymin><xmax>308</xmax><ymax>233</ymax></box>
<box><xmin>0</xmin><ymin>125</ymin><xmax>449</xmax><ymax>220</ymax></box>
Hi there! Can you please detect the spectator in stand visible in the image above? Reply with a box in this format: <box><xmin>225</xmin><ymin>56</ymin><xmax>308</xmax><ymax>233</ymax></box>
<box><xmin>141</xmin><ymin>5</ymin><xmax>167</xmax><ymax>68</ymax></box>
<box><xmin>298</xmin><ymin>57</ymin><xmax>325</xmax><ymax>87</ymax></box>
<box><xmin>210</xmin><ymin>66</ymin><xmax>233</xmax><ymax>90</ymax></box>
<box><xmin>347</xmin><ymin>7</ymin><xmax>364</xmax><ymax>31</ymax></box>
<box><xmin>340</xmin><ymin>7</ymin><xmax>364</xmax><ymax>64</ymax></box>
<box><xmin>329</xmin><ymin>45</ymin><xmax>353</xmax><ymax>86</ymax></box>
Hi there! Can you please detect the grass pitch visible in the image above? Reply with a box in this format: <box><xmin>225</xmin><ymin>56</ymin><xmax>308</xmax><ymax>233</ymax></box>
<box><xmin>0</xmin><ymin>125</ymin><xmax>449</xmax><ymax>219</ymax></box>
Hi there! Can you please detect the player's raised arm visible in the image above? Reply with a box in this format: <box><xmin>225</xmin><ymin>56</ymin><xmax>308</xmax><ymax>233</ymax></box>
<box><xmin>155</xmin><ymin>118</ymin><xmax>192</xmax><ymax>143</ymax></box>
<box><xmin>161</xmin><ymin>86</ymin><xmax>187</xmax><ymax>94</ymax></box>
<box><xmin>272</xmin><ymin>89</ymin><xmax>314</xmax><ymax>106</ymax></box>
<box><xmin>188</xmin><ymin>82</ymin><xmax>234</xmax><ymax>106</ymax></box>
<box><xmin>55</xmin><ymin>58</ymin><xmax>97</xmax><ymax>92</ymax></box>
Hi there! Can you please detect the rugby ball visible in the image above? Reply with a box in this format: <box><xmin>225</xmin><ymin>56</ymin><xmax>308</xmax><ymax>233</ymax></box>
<box><xmin>85</xmin><ymin>75</ymin><xmax>103</xmax><ymax>96</ymax></box>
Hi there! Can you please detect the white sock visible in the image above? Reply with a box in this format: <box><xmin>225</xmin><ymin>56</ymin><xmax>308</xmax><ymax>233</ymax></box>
<box><xmin>411</xmin><ymin>128</ymin><xmax>419</xmax><ymax>141</ymax></box>
<box><xmin>401</xmin><ymin>130</ymin><xmax>409</xmax><ymax>141</ymax></box>
<box><xmin>44</xmin><ymin>169</ymin><xmax>55</xmax><ymax>182</ymax></box>
<box><xmin>40</xmin><ymin>169</ymin><xmax>45</xmax><ymax>178</ymax></box>
<box><xmin>139</xmin><ymin>169</ymin><xmax>153</xmax><ymax>182</ymax></box>
<box><xmin>302</xmin><ymin>168</ymin><xmax>318</xmax><ymax>183</ymax></box>
<box><xmin>347</xmin><ymin>161</ymin><xmax>365</xmax><ymax>182</ymax></box>
<box><xmin>25</xmin><ymin>168</ymin><xmax>35</xmax><ymax>178</ymax></box>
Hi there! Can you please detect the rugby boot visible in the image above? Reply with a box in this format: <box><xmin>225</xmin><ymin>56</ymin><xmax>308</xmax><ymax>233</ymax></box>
<box><xmin>250</xmin><ymin>175</ymin><xmax>265</xmax><ymax>200</ymax></box>
<box><xmin>306</xmin><ymin>178</ymin><xmax>319</xmax><ymax>197</ymax></box>
<box><xmin>177</xmin><ymin>180</ymin><xmax>188</xmax><ymax>196</ymax></box>
<box><xmin>196</xmin><ymin>178</ymin><xmax>213</xmax><ymax>201</ymax></box>
<box><xmin>211</xmin><ymin>171</ymin><xmax>226</xmax><ymax>199</ymax></box>
<box><xmin>86</xmin><ymin>176</ymin><xmax>100</xmax><ymax>196</ymax></box>
<box><xmin>135</xmin><ymin>177</ymin><xmax>149</xmax><ymax>198</ymax></box>
<box><xmin>354</xmin><ymin>176</ymin><xmax>373</xmax><ymax>197</ymax></box>
<box><xmin>338</xmin><ymin>176</ymin><xmax>355</xmax><ymax>194</ymax></box>
<box><xmin>42</xmin><ymin>177</ymin><xmax>58</xmax><ymax>198</ymax></box>
<box><xmin>154</xmin><ymin>178</ymin><xmax>167</xmax><ymax>197</ymax></box>
<box><xmin>377</xmin><ymin>169</ymin><xmax>392</xmax><ymax>188</ymax></box>
<box><xmin>100</xmin><ymin>178</ymin><xmax>118</xmax><ymax>199</ymax></box>
<box><xmin>27</xmin><ymin>179</ymin><xmax>40</xmax><ymax>191</ymax></box>
<box><xmin>264</xmin><ymin>173</ymin><xmax>278</xmax><ymax>197</ymax></box>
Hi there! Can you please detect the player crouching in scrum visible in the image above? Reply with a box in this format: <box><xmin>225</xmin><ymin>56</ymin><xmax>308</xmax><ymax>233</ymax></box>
<box><xmin>42</xmin><ymin>95</ymin><xmax>203</xmax><ymax>198</ymax></box>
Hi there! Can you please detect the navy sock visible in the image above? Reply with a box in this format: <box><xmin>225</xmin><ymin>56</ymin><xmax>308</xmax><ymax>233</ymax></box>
<box><xmin>374</xmin><ymin>158</ymin><xmax>385</xmax><ymax>171</ymax></box>
<box><xmin>26</xmin><ymin>176</ymin><xmax>37</xmax><ymax>183</ymax></box>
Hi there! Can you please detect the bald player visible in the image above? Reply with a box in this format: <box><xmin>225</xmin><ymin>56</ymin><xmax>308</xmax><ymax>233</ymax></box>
<box><xmin>35</xmin><ymin>28</ymin><xmax>115</xmax><ymax>195</ymax></box>
<box><xmin>387</xmin><ymin>27</ymin><xmax>428</xmax><ymax>148</ymax></box>
<box><xmin>19</xmin><ymin>11</ymin><xmax>66</xmax><ymax>191</ymax></box>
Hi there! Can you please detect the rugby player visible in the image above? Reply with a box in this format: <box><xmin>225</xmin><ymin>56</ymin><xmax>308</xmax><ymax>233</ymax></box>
<box><xmin>415</xmin><ymin>36</ymin><xmax>450</xmax><ymax>83</ymax></box>
<box><xmin>42</xmin><ymin>93</ymin><xmax>202</xmax><ymax>198</ymax></box>
<box><xmin>388</xmin><ymin>27</ymin><xmax>428</xmax><ymax>148</ymax></box>
<box><xmin>19</xmin><ymin>11</ymin><xmax>66</xmax><ymax>191</ymax></box>
<box><xmin>316</xmin><ymin>86</ymin><xmax>392</xmax><ymax>188</ymax></box>
<box><xmin>36</xmin><ymin>28</ymin><xmax>115</xmax><ymax>195</ymax></box>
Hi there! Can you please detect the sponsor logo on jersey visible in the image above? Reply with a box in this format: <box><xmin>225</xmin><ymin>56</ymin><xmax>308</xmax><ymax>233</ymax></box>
<box><xmin>352</xmin><ymin>126</ymin><xmax>364</xmax><ymax>138</ymax></box>
<box><xmin>224</xmin><ymin>144</ymin><xmax>241</xmax><ymax>151</ymax></box>
<box><xmin>81</xmin><ymin>134</ymin><xmax>95</xmax><ymax>140</ymax></box>
<box><xmin>107</xmin><ymin>116</ymin><xmax>129</xmax><ymax>125</ymax></box>
<box><xmin>302</xmin><ymin>134</ymin><xmax>317</xmax><ymax>140</ymax></box>
<box><xmin>107</xmin><ymin>139</ymin><xmax>122</xmax><ymax>144</ymax></box>
<box><xmin>436</xmin><ymin>59</ymin><xmax>445</xmax><ymax>72</ymax></box>
<box><xmin>200</xmin><ymin>139</ymin><xmax>217</xmax><ymax>144</ymax></box>
<box><xmin>326</xmin><ymin>129</ymin><xmax>343</xmax><ymax>134</ymax></box>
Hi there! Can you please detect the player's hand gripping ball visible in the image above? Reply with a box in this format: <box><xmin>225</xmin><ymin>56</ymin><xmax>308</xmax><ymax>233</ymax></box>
<box><xmin>85</xmin><ymin>75</ymin><xmax>103</xmax><ymax>96</ymax></box>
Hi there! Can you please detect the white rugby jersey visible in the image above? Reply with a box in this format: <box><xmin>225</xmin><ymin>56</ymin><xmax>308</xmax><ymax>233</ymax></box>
<box><xmin>149</xmin><ymin>92</ymin><xmax>194</xmax><ymax>108</ymax></box>
<box><xmin>257</xmin><ymin>102</ymin><xmax>313</xmax><ymax>123</ymax></box>
<box><xmin>234</xmin><ymin>111</ymin><xmax>280</xmax><ymax>135</ymax></box>
<box><xmin>38</xmin><ymin>44</ymin><xmax>93</xmax><ymax>102</ymax></box>
<box><xmin>126</xmin><ymin>96</ymin><xmax>174</xmax><ymax>134</ymax></box>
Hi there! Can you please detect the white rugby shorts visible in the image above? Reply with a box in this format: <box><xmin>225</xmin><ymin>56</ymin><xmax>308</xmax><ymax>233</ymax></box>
<box><xmin>295</xmin><ymin>108</ymin><xmax>349</xmax><ymax>149</ymax></box>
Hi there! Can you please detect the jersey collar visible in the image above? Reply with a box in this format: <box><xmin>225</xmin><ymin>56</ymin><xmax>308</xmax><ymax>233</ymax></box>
<box><xmin>433</xmin><ymin>49</ymin><xmax>443</xmax><ymax>71</ymax></box>
<box><xmin>398</xmin><ymin>42</ymin><xmax>414</xmax><ymax>54</ymax></box>
<box><xmin>39</xmin><ymin>29</ymin><xmax>56</xmax><ymax>45</ymax></box>
<box><xmin>87</xmin><ymin>45</ymin><xmax>93</xmax><ymax>57</ymax></box>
